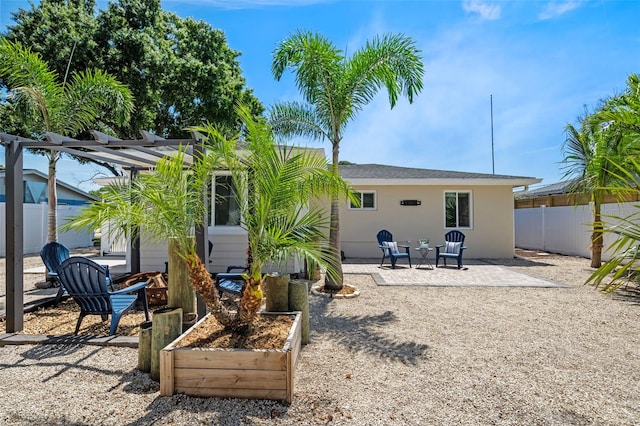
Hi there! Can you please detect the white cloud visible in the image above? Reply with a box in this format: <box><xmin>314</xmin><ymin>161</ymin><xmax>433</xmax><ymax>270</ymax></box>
<box><xmin>538</xmin><ymin>1</ymin><xmax>583</xmax><ymax>20</ymax></box>
<box><xmin>462</xmin><ymin>0</ymin><xmax>501</xmax><ymax>21</ymax></box>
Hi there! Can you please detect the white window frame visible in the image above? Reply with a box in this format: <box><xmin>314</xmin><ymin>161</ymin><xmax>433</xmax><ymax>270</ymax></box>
<box><xmin>212</xmin><ymin>173</ymin><xmax>242</xmax><ymax>228</ymax></box>
<box><xmin>348</xmin><ymin>190</ymin><xmax>377</xmax><ymax>211</ymax></box>
<box><xmin>443</xmin><ymin>190</ymin><xmax>473</xmax><ymax>229</ymax></box>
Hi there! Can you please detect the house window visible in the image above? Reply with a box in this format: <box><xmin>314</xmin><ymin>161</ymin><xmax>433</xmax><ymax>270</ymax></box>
<box><xmin>349</xmin><ymin>191</ymin><xmax>376</xmax><ymax>210</ymax></box>
<box><xmin>444</xmin><ymin>191</ymin><xmax>471</xmax><ymax>228</ymax></box>
<box><xmin>213</xmin><ymin>175</ymin><xmax>240</xmax><ymax>226</ymax></box>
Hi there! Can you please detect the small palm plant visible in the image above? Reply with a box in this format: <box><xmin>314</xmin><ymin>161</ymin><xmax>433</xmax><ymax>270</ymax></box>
<box><xmin>190</xmin><ymin>105</ymin><xmax>354</xmax><ymax>328</ymax></box>
<box><xmin>66</xmin><ymin>104</ymin><xmax>354</xmax><ymax>332</ymax></box>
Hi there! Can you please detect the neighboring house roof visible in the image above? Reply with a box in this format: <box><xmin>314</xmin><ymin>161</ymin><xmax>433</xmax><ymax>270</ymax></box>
<box><xmin>515</xmin><ymin>179</ymin><xmax>579</xmax><ymax>198</ymax></box>
<box><xmin>339</xmin><ymin>164</ymin><xmax>541</xmax><ymax>187</ymax></box>
<box><xmin>0</xmin><ymin>169</ymin><xmax>98</xmax><ymax>202</ymax></box>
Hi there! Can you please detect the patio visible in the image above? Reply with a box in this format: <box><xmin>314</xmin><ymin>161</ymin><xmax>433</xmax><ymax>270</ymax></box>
<box><xmin>342</xmin><ymin>258</ymin><xmax>568</xmax><ymax>288</ymax></box>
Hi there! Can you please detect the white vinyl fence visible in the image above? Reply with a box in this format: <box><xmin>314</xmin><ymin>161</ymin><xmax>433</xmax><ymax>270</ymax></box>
<box><xmin>514</xmin><ymin>201</ymin><xmax>638</xmax><ymax>260</ymax></box>
<box><xmin>0</xmin><ymin>203</ymin><xmax>93</xmax><ymax>256</ymax></box>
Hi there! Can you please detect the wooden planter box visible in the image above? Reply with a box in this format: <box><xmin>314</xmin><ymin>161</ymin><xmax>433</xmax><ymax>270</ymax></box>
<box><xmin>159</xmin><ymin>311</ymin><xmax>302</xmax><ymax>403</ymax></box>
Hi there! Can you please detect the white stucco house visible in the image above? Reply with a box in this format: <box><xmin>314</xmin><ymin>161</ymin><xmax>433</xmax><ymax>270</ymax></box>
<box><xmin>126</xmin><ymin>161</ymin><xmax>540</xmax><ymax>273</ymax></box>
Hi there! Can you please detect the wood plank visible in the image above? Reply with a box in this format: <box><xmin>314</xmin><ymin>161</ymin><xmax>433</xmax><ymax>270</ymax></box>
<box><xmin>174</xmin><ymin>368</ymin><xmax>286</xmax><ymax>390</ymax></box>
<box><xmin>286</xmin><ymin>351</ymin><xmax>293</xmax><ymax>403</ymax></box>
<box><xmin>159</xmin><ymin>349</ymin><xmax>175</xmax><ymax>396</ymax></box>
<box><xmin>174</xmin><ymin>385</ymin><xmax>287</xmax><ymax>400</ymax></box>
<box><xmin>173</xmin><ymin>348</ymin><xmax>287</xmax><ymax>370</ymax></box>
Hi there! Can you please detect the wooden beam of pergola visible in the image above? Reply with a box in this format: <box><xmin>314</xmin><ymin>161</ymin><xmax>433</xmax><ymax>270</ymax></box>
<box><xmin>1</xmin><ymin>131</ymin><xmax>209</xmax><ymax>332</ymax></box>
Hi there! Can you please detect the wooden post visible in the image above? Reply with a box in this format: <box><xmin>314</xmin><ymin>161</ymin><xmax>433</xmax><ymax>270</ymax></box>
<box><xmin>137</xmin><ymin>321</ymin><xmax>153</xmax><ymax>373</ymax></box>
<box><xmin>288</xmin><ymin>280</ymin><xmax>310</xmax><ymax>345</ymax></box>
<box><xmin>168</xmin><ymin>238</ymin><xmax>195</xmax><ymax>315</ymax></box>
<box><xmin>265</xmin><ymin>274</ymin><xmax>289</xmax><ymax>312</ymax></box>
<box><xmin>151</xmin><ymin>307</ymin><xmax>183</xmax><ymax>382</ymax></box>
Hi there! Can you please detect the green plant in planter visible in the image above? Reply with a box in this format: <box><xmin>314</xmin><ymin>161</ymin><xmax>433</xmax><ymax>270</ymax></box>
<box><xmin>65</xmin><ymin>104</ymin><xmax>355</xmax><ymax>332</ymax></box>
<box><xmin>189</xmin><ymin>104</ymin><xmax>356</xmax><ymax>329</ymax></box>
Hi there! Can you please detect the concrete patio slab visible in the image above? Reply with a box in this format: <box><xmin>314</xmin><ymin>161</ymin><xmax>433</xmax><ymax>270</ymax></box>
<box><xmin>342</xmin><ymin>258</ymin><xmax>568</xmax><ymax>288</ymax></box>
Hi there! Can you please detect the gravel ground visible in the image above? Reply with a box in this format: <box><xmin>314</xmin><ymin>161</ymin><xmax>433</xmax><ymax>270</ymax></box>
<box><xmin>0</xmin><ymin>251</ymin><xmax>639</xmax><ymax>425</ymax></box>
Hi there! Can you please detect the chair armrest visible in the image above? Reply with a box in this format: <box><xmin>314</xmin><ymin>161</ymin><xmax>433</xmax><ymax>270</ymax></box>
<box><xmin>397</xmin><ymin>244</ymin><xmax>411</xmax><ymax>254</ymax></box>
<box><xmin>215</xmin><ymin>272</ymin><xmax>245</xmax><ymax>282</ymax></box>
<box><xmin>110</xmin><ymin>281</ymin><xmax>148</xmax><ymax>295</ymax></box>
<box><xmin>226</xmin><ymin>265</ymin><xmax>247</xmax><ymax>273</ymax></box>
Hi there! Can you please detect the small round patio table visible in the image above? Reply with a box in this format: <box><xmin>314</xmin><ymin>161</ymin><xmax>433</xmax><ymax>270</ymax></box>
<box><xmin>414</xmin><ymin>246</ymin><xmax>434</xmax><ymax>269</ymax></box>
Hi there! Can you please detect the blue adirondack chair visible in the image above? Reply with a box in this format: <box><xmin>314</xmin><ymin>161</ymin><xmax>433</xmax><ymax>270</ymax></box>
<box><xmin>57</xmin><ymin>257</ymin><xmax>150</xmax><ymax>335</ymax></box>
<box><xmin>40</xmin><ymin>242</ymin><xmax>70</xmax><ymax>305</ymax></box>
<box><xmin>435</xmin><ymin>230</ymin><xmax>467</xmax><ymax>269</ymax></box>
<box><xmin>376</xmin><ymin>229</ymin><xmax>412</xmax><ymax>268</ymax></box>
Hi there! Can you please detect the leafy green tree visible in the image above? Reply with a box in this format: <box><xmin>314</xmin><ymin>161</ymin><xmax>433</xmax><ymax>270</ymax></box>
<box><xmin>3</xmin><ymin>0</ymin><xmax>263</xmax><ymax>140</ymax></box>
<box><xmin>0</xmin><ymin>38</ymin><xmax>133</xmax><ymax>242</ymax></box>
<box><xmin>269</xmin><ymin>30</ymin><xmax>424</xmax><ymax>289</ymax></box>
<box><xmin>3</xmin><ymin>0</ymin><xmax>98</xmax><ymax>78</ymax></box>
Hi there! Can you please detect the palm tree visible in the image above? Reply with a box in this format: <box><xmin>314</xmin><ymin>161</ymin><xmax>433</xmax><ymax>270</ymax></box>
<box><xmin>561</xmin><ymin>106</ymin><xmax>634</xmax><ymax>268</ymax></box>
<box><xmin>269</xmin><ymin>30</ymin><xmax>424</xmax><ymax>290</ymax></box>
<box><xmin>65</xmin><ymin>104</ymin><xmax>353</xmax><ymax>331</ymax></box>
<box><xmin>193</xmin><ymin>105</ymin><xmax>353</xmax><ymax>327</ymax></box>
<box><xmin>581</xmin><ymin>74</ymin><xmax>640</xmax><ymax>290</ymax></box>
<box><xmin>0</xmin><ymin>39</ymin><xmax>133</xmax><ymax>242</ymax></box>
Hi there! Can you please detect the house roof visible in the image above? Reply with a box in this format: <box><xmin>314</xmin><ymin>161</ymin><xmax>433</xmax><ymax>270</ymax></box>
<box><xmin>339</xmin><ymin>164</ymin><xmax>541</xmax><ymax>187</ymax></box>
<box><xmin>515</xmin><ymin>179</ymin><xmax>579</xmax><ymax>198</ymax></box>
<box><xmin>0</xmin><ymin>169</ymin><xmax>98</xmax><ymax>201</ymax></box>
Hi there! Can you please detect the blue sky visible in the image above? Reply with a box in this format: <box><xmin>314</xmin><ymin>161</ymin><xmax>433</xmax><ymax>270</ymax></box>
<box><xmin>2</xmin><ymin>0</ymin><xmax>639</xmax><ymax>192</ymax></box>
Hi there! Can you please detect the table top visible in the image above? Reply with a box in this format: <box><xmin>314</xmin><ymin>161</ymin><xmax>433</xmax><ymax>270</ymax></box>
<box><xmin>414</xmin><ymin>246</ymin><xmax>434</xmax><ymax>251</ymax></box>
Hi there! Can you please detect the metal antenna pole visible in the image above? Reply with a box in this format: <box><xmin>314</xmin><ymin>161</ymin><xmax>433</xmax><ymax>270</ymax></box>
<box><xmin>491</xmin><ymin>95</ymin><xmax>495</xmax><ymax>174</ymax></box>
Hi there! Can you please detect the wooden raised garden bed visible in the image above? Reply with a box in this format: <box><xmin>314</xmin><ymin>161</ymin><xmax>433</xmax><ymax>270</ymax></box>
<box><xmin>159</xmin><ymin>311</ymin><xmax>302</xmax><ymax>403</ymax></box>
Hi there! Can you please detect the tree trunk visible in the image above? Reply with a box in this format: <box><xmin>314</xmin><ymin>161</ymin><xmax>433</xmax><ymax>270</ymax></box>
<box><xmin>47</xmin><ymin>151</ymin><xmax>59</xmax><ymax>243</ymax></box>
<box><xmin>168</xmin><ymin>238</ymin><xmax>195</xmax><ymax>315</ymax></box>
<box><xmin>591</xmin><ymin>203</ymin><xmax>603</xmax><ymax>268</ymax></box>
<box><xmin>151</xmin><ymin>307</ymin><xmax>182</xmax><ymax>382</ymax></box>
<box><xmin>185</xmin><ymin>253</ymin><xmax>235</xmax><ymax>327</ymax></box>
<box><xmin>265</xmin><ymin>274</ymin><xmax>289</xmax><ymax>312</ymax></box>
<box><xmin>325</xmin><ymin>142</ymin><xmax>344</xmax><ymax>290</ymax></box>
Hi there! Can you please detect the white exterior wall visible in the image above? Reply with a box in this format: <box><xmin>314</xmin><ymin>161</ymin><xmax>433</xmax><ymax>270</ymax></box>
<box><xmin>514</xmin><ymin>202</ymin><xmax>638</xmax><ymax>260</ymax></box>
<box><xmin>340</xmin><ymin>184</ymin><xmax>516</xmax><ymax>259</ymax></box>
<box><xmin>0</xmin><ymin>203</ymin><xmax>94</xmax><ymax>256</ymax></box>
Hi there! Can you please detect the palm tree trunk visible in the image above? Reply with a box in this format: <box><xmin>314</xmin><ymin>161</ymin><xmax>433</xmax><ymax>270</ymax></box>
<box><xmin>237</xmin><ymin>275</ymin><xmax>264</xmax><ymax>327</ymax></box>
<box><xmin>324</xmin><ymin>142</ymin><xmax>344</xmax><ymax>290</ymax></box>
<box><xmin>185</xmin><ymin>254</ymin><xmax>235</xmax><ymax>327</ymax></box>
<box><xmin>47</xmin><ymin>151</ymin><xmax>59</xmax><ymax>242</ymax></box>
<box><xmin>591</xmin><ymin>202</ymin><xmax>603</xmax><ymax>268</ymax></box>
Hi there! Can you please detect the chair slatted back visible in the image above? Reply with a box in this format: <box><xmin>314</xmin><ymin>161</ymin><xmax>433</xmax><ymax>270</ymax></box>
<box><xmin>377</xmin><ymin>229</ymin><xmax>393</xmax><ymax>245</ymax></box>
<box><xmin>40</xmin><ymin>242</ymin><xmax>70</xmax><ymax>276</ymax></box>
<box><xmin>58</xmin><ymin>257</ymin><xmax>112</xmax><ymax>314</ymax></box>
<box><xmin>445</xmin><ymin>230</ymin><xmax>465</xmax><ymax>244</ymax></box>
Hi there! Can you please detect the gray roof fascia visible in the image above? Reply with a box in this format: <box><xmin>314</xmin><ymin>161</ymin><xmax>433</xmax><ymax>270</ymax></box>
<box><xmin>345</xmin><ymin>177</ymin><xmax>542</xmax><ymax>187</ymax></box>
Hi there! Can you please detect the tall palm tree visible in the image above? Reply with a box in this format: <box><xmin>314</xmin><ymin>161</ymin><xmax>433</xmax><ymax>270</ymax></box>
<box><xmin>582</xmin><ymin>74</ymin><xmax>640</xmax><ymax>290</ymax></box>
<box><xmin>561</xmin><ymin>105</ymin><xmax>634</xmax><ymax>268</ymax></box>
<box><xmin>0</xmin><ymin>39</ymin><xmax>133</xmax><ymax>242</ymax></box>
<box><xmin>269</xmin><ymin>31</ymin><xmax>424</xmax><ymax>290</ymax></box>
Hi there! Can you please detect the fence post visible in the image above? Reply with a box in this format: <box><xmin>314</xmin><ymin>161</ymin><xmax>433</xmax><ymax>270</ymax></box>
<box><xmin>541</xmin><ymin>205</ymin><xmax>546</xmax><ymax>252</ymax></box>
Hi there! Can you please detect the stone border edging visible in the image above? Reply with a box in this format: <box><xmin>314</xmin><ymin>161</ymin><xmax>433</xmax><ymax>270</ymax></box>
<box><xmin>310</xmin><ymin>285</ymin><xmax>360</xmax><ymax>298</ymax></box>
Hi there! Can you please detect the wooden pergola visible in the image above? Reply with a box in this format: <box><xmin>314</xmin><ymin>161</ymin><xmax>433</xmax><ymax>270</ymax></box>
<box><xmin>1</xmin><ymin>131</ymin><xmax>211</xmax><ymax>332</ymax></box>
